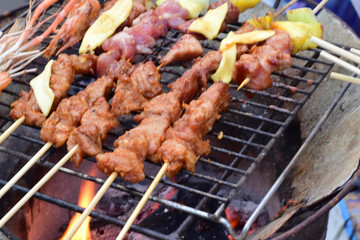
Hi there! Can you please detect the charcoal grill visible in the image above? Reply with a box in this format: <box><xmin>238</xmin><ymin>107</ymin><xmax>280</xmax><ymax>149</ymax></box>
<box><xmin>0</xmin><ymin>1</ymin><xmax>355</xmax><ymax>239</ymax></box>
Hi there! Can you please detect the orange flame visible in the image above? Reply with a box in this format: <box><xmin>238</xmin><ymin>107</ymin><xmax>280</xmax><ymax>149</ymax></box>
<box><xmin>60</xmin><ymin>177</ymin><xmax>96</xmax><ymax>240</ymax></box>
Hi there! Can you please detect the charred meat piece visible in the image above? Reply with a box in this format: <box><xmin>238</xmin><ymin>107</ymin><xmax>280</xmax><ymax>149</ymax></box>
<box><xmin>160</xmin><ymin>34</ymin><xmax>203</xmax><ymax>66</ymax></box>
<box><xmin>233</xmin><ymin>30</ymin><xmax>293</xmax><ymax>90</ymax></box>
<box><xmin>152</xmin><ymin>82</ymin><xmax>231</xmax><ymax>177</ymax></box>
<box><xmin>111</xmin><ymin>61</ymin><xmax>162</xmax><ymax>116</ymax></box>
<box><xmin>97</xmin><ymin>115</ymin><xmax>171</xmax><ymax>182</ymax></box>
<box><xmin>40</xmin><ymin>76</ymin><xmax>114</xmax><ymax>148</ymax></box>
<box><xmin>67</xmin><ymin>97</ymin><xmax>119</xmax><ymax>167</ymax></box>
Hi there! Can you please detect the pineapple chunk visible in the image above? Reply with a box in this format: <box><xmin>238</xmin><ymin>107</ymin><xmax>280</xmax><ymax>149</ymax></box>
<box><xmin>271</xmin><ymin>21</ymin><xmax>323</xmax><ymax>53</ymax></box>
<box><xmin>79</xmin><ymin>0</ymin><xmax>133</xmax><ymax>54</ymax></box>
<box><xmin>246</xmin><ymin>14</ymin><xmax>274</xmax><ymax>30</ymax></box>
<box><xmin>220</xmin><ymin>30</ymin><xmax>275</xmax><ymax>51</ymax></box>
<box><xmin>229</xmin><ymin>0</ymin><xmax>261</xmax><ymax>13</ymax></box>
<box><xmin>30</xmin><ymin>60</ymin><xmax>55</xmax><ymax>116</ymax></box>
<box><xmin>211</xmin><ymin>44</ymin><xmax>237</xmax><ymax>84</ymax></box>
<box><xmin>156</xmin><ymin>0</ymin><xmax>209</xmax><ymax>18</ymax></box>
<box><xmin>287</xmin><ymin>7</ymin><xmax>319</xmax><ymax>24</ymax></box>
<box><xmin>178</xmin><ymin>0</ymin><xmax>209</xmax><ymax>18</ymax></box>
<box><xmin>188</xmin><ymin>3</ymin><xmax>228</xmax><ymax>39</ymax></box>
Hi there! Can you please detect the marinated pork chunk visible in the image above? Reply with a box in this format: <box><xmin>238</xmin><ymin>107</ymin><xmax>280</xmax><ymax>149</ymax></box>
<box><xmin>97</xmin><ymin>115</ymin><xmax>171</xmax><ymax>182</ymax></box>
<box><xmin>40</xmin><ymin>76</ymin><xmax>114</xmax><ymax>148</ymax></box>
<box><xmin>111</xmin><ymin>75</ymin><xmax>148</xmax><ymax>115</ymax></box>
<box><xmin>160</xmin><ymin>34</ymin><xmax>203</xmax><ymax>66</ymax></box>
<box><xmin>152</xmin><ymin>82</ymin><xmax>231</xmax><ymax>177</ymax></box>
<box><xmin>111</xmin><ymin>61</ymin><xmax>162</xmax><ymax>116</ymax></box>
<box><xmin>104</xmin><ymin>58</ymin><xmax>134</xmax><ymax>78</ymax></box>
<box><xmin>67</xmin><ymin>97</ymin><xmax>119</xmax><ymax>167</ymax></box>
<box><xmin>10</xmin><ymin>53</ymin><xmax>97</xmax><ymax>126</ymax></box>
<box><xmin>169</xmin><ymin>50</ymin><xmax>222</xmax><ymax>103</ymax></box>
<box><xmin>233</xmin><ymin>30</ymin><xmax>293</xmax><ymax>90</ymax></box>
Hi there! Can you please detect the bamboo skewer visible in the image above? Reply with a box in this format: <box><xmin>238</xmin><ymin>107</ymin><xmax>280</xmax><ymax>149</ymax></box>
<box><xmin>273</xmin><ymin>0</ymin><xmax>298</xmax><ymax>18</ymax></box>
<box><xmin>350</xmin><ymin>48</ymin><xmax>360</xmax><ymax>56</ymax></box>
<box><xmin>330</xmin><ymin>72</ymin><xmax>360</xmax><ymax>85</ymax></box>
<box><xmin>117</xmin><ymin>162</ymin><xmax>169</xmax><ymax>240</ymax></box>
<box><xmin>63</xmin><ymin>171</ymin><xmax>118</xmax><ymax>240</ymax></box>
<box><xmin>312</xmin><ymin>0</ymin><xmax>328</xmax><ymax>14</ymax></box>
<box><xmin>320</xmin><ymin>50</ymin><xmax>360</xmax><ymax>76</ymax></box>
<box><xmin>0</xmin><ymin>142</ymin><xmax>53</xmax><ymax>199</ymax></box>
<box><xmin>0</xmin><ymin>144</ymin><xmax>78</xmax><ymax>228</ymax></box>
<box><xmin>311</xmin><ymin>36</ymin><xmax>360</xmax><ymax>65</ymax></box>
<box><xmin>0</xmin><ymin>116</ymin><xmax>25</xmax><ymax>144</ymax></box>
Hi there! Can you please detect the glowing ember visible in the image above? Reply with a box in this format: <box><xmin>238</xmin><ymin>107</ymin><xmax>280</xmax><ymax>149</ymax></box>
<box><xmin>60</xmin><ymin>174</ymin><xmax>96</xmax><ymax>240</ymax></box>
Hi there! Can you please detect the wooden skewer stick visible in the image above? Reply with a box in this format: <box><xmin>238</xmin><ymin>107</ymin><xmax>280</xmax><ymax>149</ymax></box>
<box><xmin>330</xmin><ymin>72</ymin><xmax>360</xmax><ymax>85</ymax></box>
<box><xmin>0</xmin><ymin>142</ymin><xmax>53</xmax><ymax>199</ymax></box>
<box><xmin>273</xmin><ymin>0</ymin><xmax>298</xmax><ymax>18</ymax></box>
<box><xmin>0</xmin><ymin>144</ymin><xmax>78</xmax><ymax>228</ymax></box>
<box><xmin>313</xmin><ymin>0</ymin><xmax>328</xmax><ymax>14</ymax></box>
<box><xmin>117</xmin><ymin>162</ymin><xmax>169</xmax><ymax>240</ymax></box>
<box><xmin>320</xmin><ymin>50</ymin><xmax>360</xmax><ymax>76</ymax></box>
<box><xmin>237</xmin><ymin>77</ymin><xmax>250</xmax><ymax>91</ymax></box>
<box><xmin>350</xmin><ymin>48</ymin><xmax>360</xmax><ymax>57</ymax></box>
<box><xmin>63</xmin><ymin>171</ymin><xmax>118</xmax><ymax>240</ymax></box>
<box><xmin>0</xmin><ymin>116</ymin><xmax>25</xmax><ymax>144</ymax></box>
<box><xmin>311</xmin><ymin>36</ymin><xmax>360</xmax><ymax>65</ymax></box>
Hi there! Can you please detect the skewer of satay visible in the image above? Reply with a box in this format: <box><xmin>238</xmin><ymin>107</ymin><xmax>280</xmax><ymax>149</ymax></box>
<box><xmin>0</xmin><ymin>54</ymin><xmax>97</xmax><ymax>198</ymax></box>
<box><xmin>0</xmin><ymin>75</ymin><xmax>115</xmax><ymax>226</ymax></box>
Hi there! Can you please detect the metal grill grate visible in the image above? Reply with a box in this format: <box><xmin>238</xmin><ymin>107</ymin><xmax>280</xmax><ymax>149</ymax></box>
<box><xmin>0</xmin><ymin>2</ymin><xmax>334</xmax><ymax>239</ymax></box>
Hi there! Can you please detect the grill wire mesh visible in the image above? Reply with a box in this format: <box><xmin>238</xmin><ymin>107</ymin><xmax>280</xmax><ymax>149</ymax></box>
<box><xmin>0</xmin><ymin>1</ymin><xmax>335</xmax><ymax>239</ymax></box>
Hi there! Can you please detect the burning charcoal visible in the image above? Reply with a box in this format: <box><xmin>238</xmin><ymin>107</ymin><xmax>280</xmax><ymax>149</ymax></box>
<box><xmin>128</xmin><ymin>232</ymin><xmax>155</xmax><ymax>240</ymax></box>
<box><xmin>225</xmin><ymin>199</ymin><xmax>269</xmax><ymax>233</ymax></box>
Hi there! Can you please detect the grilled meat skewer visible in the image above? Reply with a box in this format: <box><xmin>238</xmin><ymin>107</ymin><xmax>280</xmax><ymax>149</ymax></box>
<box><xmin>10</xmin><ymin>53</ymin><xmax>97</xmax><ymax>126</ymax></box>
<box><xmin>97</xmin><ymin>50</ymin><xmax>222</xmax><ymax>182</ymax></box>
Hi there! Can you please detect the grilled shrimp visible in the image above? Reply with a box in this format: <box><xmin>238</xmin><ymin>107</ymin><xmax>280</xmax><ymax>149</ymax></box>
<box><xmin>44</xmin><ymin>0</ymin><xmax>101</xmax><ymax>57</ymax></box>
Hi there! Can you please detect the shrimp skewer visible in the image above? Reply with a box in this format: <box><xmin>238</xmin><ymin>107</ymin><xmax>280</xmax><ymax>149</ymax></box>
<box><xmin>44</xmin><ymin>0</ymin><xmax>101</xmax><ymax>57</ymax></box>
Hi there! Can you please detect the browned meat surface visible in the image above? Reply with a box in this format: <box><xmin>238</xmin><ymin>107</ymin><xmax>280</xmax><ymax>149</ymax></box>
<box><xmin>160</xmin><ymin>34</ymin><xmax>203</xmax><ymax>66</ymax></box>
<box><xmin>152</xmin><ymin>82</ymin><xmax>230</xmax><ymax>177</ymax></box>
<box><xmin>69</xmin><ymin>53</ymin><xmax>98</xmax><ymax>76</ymax></box>
<box><xmin>169</xmin><ymin>50</ymin><xmax>222</xmax><ymax>103</ymax></box>
<box><xmin>134</xmin><ymin>91</ymin><xmax>182</xmax><ymax>124</ymax></box>
<box><xmin>97</xmin><ymin>115</ymin><xmax>170</xmax><ymax>182</ymax></box>
<box><xmin>10</xmin><ymin>54</ymin><xmax>75</xmax><ymax>126</ymax></box>
<box><xmin>111</xmin><ymin>61</ymin><xmax>162</xmax><ymax>116</ymax></box>
<box><xmin>10</xmin><ymin>90</ymin><xmax>45</xmax><ymax>126</ymax></box>
<box><xmin>234</xmin><ymin>22</ymin><xmax>257</xmax><ymax>59</ymax></box>
<box><xmin>68</xmin><ymin>97</ymin><xmax>119</xmax><ymax>167</ymax></box>
<box><xmin>40</xmin><ymin>92</ymin><xmax>90</xmax><ymax>148</ymax></box>
<box><xmin>104</xmin><ymin>59</ymin><xmax>134</xmax><ymax>78</ymax></box>
<box><xmin>130</xmin><ymin>61</ymin><xmax>162</xmax><ymax>99</ymax></box>
<box><xmin>233</xmin><ymin>30</ymin><xmax>293</xmax><ymax>90</ymax></box>
<box><xmin>40</xmin><ymin>76</ymin><xmax>114</xmax><ymax>147</ymax></box>
<box><xmin>209</xmin><ymin>0</ymin><xmax>240</xmax><ymax>24</ymax></box>
<box><xmin>10</xmin><ymin>53</ymin><xmax>98</xmax><ymax>126</ymax></box>
<box><xmin>111</xmin><ymin>76</ymin><xmax>148</xmax><ymax>116</ymax></box>
<box><xmin>97</xmin><ymin>148</ymin><xmax>145</xmax><ymax>183</ymax></box>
